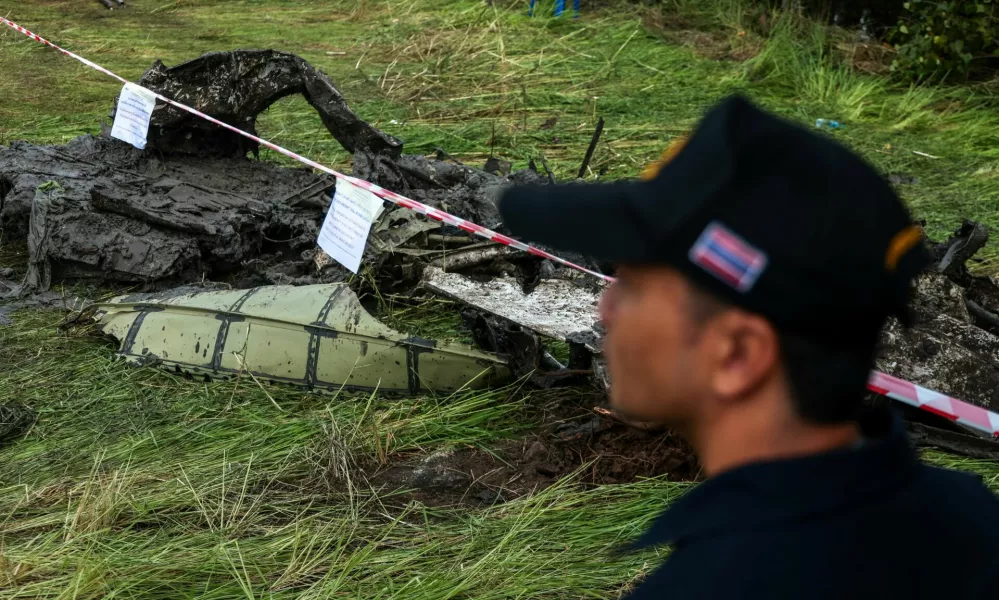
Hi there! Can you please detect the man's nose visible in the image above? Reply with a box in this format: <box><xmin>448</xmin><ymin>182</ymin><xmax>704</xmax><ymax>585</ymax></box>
<box><xmin>598</xmin><ymin>284</ymin><xmax>620</xmax><ymax>329</ymax></box>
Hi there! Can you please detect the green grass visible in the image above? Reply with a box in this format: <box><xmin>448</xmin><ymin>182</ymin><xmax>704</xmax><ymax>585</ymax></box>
<box><xmin>3</xmin><ymin>1</ymin><xmax>999</xmax><ymax>262</ymax></box>
<box><xmin>1</xmin><ymin>309</ymin><xmax>997</xmax><ymax>598</ymax></box>
<box><xmin>0</xmin><ymin>309</ymin><xmax>685</xmax><ymax>598</ymax></box>
<box><xmin>3</xmin><ymin>0</ymin><xmax>999</xmax><ymax>597</ymax></box>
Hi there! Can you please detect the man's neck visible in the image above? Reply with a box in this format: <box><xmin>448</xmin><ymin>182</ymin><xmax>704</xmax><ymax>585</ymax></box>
<box><xmin>691</xmin><ymin>399</ymin><xmax>861</xmax><ymax>478</ymax></box>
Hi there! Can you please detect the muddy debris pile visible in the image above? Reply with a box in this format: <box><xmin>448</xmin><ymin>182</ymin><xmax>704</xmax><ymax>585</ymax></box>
<box><xmin>3</xmin><ymin>49</ymin><xmax>999</xmax><ymax>482</ymax></box>
<box><xmin>420</xmin><ymin>219</ymin><xmax>999</xmax><ymax>462</ymax></box>
<box><xmin>0</xmin><ymin>50</ymin><xmax>568</xmax><ymax>297</ymax></box>
<box><xmin>136</xmin><ymin>50</ymin><xmax>403</xmax><ymax>159</ymax></box>
<box><xmin>872</xmin><ymin>221</ymin><xmax>999</xmax><ymax>456</ymax></box>
<box><xmin>0</xmin><ymin>50</ymin><xmax>597</xmax><ymax>403</ymax></box>
<box><xmin>877</xmin><ymin>221</ymin><xmax>999</xmax><ymax>401</ymax></box>
<box><xmin>0</xmin><ymin>137</ymin><xmax>330</xmax><ymax>289</ymax></box>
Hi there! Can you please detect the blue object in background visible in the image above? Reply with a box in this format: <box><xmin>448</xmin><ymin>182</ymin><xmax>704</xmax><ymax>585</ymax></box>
<box><xmin>529</xmin><ymin>0</ymin><xmax>580</xmax><ymax>18</ymax></box>
<box><xmin>815</xmin><ymin>118</ymin><xmax>843</xmax><ymax>130</ymax></box>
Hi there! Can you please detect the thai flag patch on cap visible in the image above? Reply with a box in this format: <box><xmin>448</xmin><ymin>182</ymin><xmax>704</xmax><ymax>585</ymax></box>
<box><xmin>688</xmin><ymin>221</ymin><xmax>768</xmax><ymax>292</ymax></box>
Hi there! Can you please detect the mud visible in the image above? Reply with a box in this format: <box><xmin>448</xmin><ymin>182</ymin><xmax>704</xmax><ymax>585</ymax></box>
<box><xmin>3</xmin><ymin>47</ymin><xmax>999</xmax><ymax>475</ymax></box>
<box><xmin>353</xmin><ymin>151</ymin><xmax>546</xmax><ymax>232</ymax></box>
<box><xmin>0</xmin><ymin>291</ymin><xmax>68</xmax><ymax>326</ymax></box>
<box><xmin>0</xmin><ymin>254</ymin><xmax>71</xmax><ymax>324</ymax></box>
<box><xmin>369</xmin><ymin>394</ymin><xmax>698</xmax><ymax>507</ymax></box>
<box><xmin>878</xmin><ymin>304</ymin><xmax>999</xmax><ymax>412</ymax></box>
<box><xmin>425</xmin><ymin>219</ymin><xmax>999</xmax><ymax>449</ymax></box>
<box><xmin>875</xmin><ymin>221</ymin><xmax>999</xmax><ymax>417</ymax></box>
<box><xmin>134</xmin><ymin>50</ymin><xmax>402</xmax><ymax>158</ymax></box>
<box><xmin>0</xmin><ymin>50</ymin><xmax>566</xmax><ymax>295</ymax></box>
<box><xmin>0</xmin><ymin>136</ymin><xmax>330</xmax><ymax>288</ymax></box>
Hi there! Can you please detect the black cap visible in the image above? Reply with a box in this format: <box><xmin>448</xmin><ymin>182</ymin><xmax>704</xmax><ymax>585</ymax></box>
<box><xmin>499</xmin><ymin>95</ymin><xmax>930</xmax><ymax>344</ymax></box>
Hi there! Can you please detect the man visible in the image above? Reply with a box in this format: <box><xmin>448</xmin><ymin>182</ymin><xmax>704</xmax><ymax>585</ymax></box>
<box><xmin>498</xmin><ymin>95</ymin><xmax>999</xmax><ymax>598</ymax></box>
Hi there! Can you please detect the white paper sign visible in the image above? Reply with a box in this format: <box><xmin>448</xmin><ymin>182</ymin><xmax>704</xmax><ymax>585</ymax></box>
<box><xmin>317</xmin><ymin>182</ymin><xmax>385</xmax><ymax>274</ymax></box>
<box><xmin>110</xmin><ymin>83</ymin><xmax>157</xmax><ymax>149</ymax></box>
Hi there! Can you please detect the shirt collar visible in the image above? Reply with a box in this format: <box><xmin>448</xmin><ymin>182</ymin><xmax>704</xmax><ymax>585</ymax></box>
<box><xmin>628</xmin><ymin>408</ymin><xmax>918</xmax><ymax>549</ymax></box>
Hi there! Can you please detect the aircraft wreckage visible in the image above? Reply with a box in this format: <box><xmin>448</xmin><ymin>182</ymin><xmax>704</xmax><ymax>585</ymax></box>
<box><xmin>3</xmin><ymin>50</ymin><xmax>999</xmax><ymax>457</ymax></box>
<box><xmin>90</xmin><ymin>283</ymin><xmax>509</xmax><ymax>394</ymax></box>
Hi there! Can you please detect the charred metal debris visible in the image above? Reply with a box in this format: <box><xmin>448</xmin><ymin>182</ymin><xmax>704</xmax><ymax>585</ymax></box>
<box><xmin>1</xmin><ymin>51</ymin><xmax>999</xmax><ymax>457</ymax></box>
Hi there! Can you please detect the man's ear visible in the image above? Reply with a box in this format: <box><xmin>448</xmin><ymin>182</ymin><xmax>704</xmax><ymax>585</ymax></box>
<box><xmin>709</xmin><ymin>312</ymin><xmax>780</xmax><ymax>403</ymax></box>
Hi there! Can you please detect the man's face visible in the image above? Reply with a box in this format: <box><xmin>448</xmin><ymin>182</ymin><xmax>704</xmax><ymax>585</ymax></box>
<box><xmin>598</xmin><ymin>266</ymin><xmax>719</xmax><ymax>427</ymax></box>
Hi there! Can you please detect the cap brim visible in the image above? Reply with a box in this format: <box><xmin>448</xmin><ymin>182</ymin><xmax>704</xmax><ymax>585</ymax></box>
<box><xmin>498</xmin><ymin>180</ymin><xmax>666</xmax><ymax>263</ymax></box>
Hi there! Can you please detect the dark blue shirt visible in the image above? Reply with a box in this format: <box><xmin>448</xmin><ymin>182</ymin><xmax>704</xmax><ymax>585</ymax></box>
<box><xmin>626</xmin><ymin>411</ymin><xmax>999</xmax><ymax>599</ymax></box>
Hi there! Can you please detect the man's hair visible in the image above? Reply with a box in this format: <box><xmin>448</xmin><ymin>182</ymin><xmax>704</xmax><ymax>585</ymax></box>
<box><xmin>686</xmin><ymin>285</ymin><xmax>875</xmax><ymax>424</ymax></box>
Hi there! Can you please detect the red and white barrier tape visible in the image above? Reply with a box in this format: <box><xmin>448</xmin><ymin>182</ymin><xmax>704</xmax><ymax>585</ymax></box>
<box><xmin>0</xmin><ymin>17</ymin><xmax>609</xmax><ymax>282</ymax></box>
<box><xmin>4</xmin><ymin>17</ymin><xmax>998</xmax><ymax>438</ymax></box>
<box><xmin>868</xmin><ymin>371</ymin><xmax>999</xmax><ymax>437</ymax></box>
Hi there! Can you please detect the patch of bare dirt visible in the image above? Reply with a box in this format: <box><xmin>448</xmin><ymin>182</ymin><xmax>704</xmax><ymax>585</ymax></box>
<box><xmin>366</xmin><ymin>394</ymin><xmax>699</xmax><ymax>507</ymax></box>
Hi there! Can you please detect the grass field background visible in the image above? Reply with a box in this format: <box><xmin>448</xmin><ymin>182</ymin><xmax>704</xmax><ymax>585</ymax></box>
<box><xmin>2</xmin><ymin>1</ymin><xmax>999</xmax><ymax>597</ymax></box>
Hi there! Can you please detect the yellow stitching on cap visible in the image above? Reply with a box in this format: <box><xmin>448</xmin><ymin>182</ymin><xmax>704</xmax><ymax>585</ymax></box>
<box><xmin>641</xmin><ymin>136</ymin><xmax>688</xmax><ymax>181</ymax></box>
<box><xmin>885</xmin><ymin>224</ymin><xmax>923</xmax><ymax>271</ymax></box>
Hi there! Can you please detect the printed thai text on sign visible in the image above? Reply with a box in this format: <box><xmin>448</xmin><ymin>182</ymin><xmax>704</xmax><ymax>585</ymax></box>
<box><xmin>317</xmin><ymin>180</ymin><xmax>384</xmax><ymax>274</ymax></box>
<box><xmin>109</xmin><ymin>83</ymin><xmax>157</xmax><ymax>150</ymax></box>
